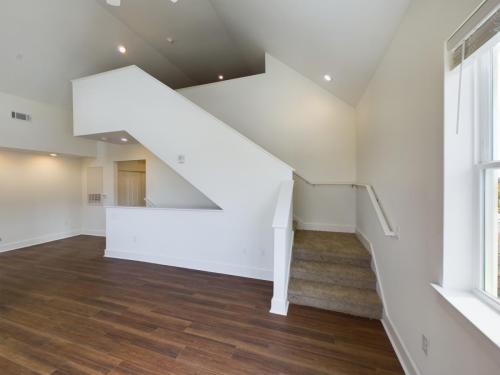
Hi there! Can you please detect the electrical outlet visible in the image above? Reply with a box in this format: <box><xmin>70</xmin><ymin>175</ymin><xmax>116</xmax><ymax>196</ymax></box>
<box><xmin>422</xmin><ymin>335</ymin><xmax>429</xmax><ymax>356</ymax></box>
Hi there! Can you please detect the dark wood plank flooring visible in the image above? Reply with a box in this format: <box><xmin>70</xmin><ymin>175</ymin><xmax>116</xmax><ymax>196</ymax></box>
<box><xmin>0</xmin><ymin>235</ymin><xmax>403</xmax><ymax>374</ymax></box>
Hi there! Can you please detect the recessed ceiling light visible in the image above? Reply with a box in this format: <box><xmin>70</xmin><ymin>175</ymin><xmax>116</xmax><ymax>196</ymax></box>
<box><xmin>323</xmin><ymin>74</ymin><xmax>332</xmax><ymax>82</ymax></box>
<box><xmin>106</xmin><ymin>0</ymin><xmax>121</xmax><ymax>6</ymax></box>
<box><xmin>166</xmin><ymin>37</ymin><xmax>174</xmax><ymax>44</ymax></box>
<box><xmin>49</xmin><ymin>153</ymin><xmax>58</xmax><ymax>157</ymax></box>
<box><xmin>170</xmin><ymin>0</ymin><xmax>178</xmax><ymax>3</ymax></box>
<box><xmin>101</xmin><ymin>137</ymin><xmax>108</xmax><ymax>141</ymax></box>
<box><xmin>120</xmin><ymin>137</ymin><xmax>128</xmax><ymax>142</ymax></box>
<box><xmin>218</xmin><ymin>75</ymin><xmax>224</xmax><ymax>80</ymax></box>
<box><xmin>118</xmin><ymin>45</ymin><xmax>127</xmax><ymax>54</ymax></box>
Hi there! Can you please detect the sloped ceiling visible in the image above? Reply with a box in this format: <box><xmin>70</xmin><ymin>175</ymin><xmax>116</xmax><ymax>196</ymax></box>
<box><xmin>96</xmin><ymin>0</ymin><xmax>259</xmax><ymax>84</ymax></box>
<box><xmin>0</xmin><ymin>0</ymin><xmax>411</xmax><ymax>108</ymax></box>
<box><xmin>0</xmin><ymin>0</ymin><xmax>194</xmax><ymax>108</ymax></box>
<box><xmin>209</xmin><ymin>0</ymin><xmax>411</xmax><ymax>105</ymax></box>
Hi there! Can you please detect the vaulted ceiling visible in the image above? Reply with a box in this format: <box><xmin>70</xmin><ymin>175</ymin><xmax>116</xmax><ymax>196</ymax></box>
<box><xmin>0</xmin><ymin>0</ymin><xmax>410</xmax><ymax>108</ymax></box>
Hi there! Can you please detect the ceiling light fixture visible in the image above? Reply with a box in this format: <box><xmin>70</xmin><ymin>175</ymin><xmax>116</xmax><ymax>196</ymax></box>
<box><xmin>170</xmin><ymin>0</ymin><xmax>179</xmax><ymax>3</ymax></box>
<box><xmin>323</xmin><ymin>74</ymin><xmax>332</xmax><ymax>82</ymax></box>
<box><xmin>218</xmin><ymin>75</ymin><xmax>224</xmax><ymax>80</ymax></box>
<box><xmin>118</xmin><ymin>45</ymin><xmax>127</xmax><ymax>54</ymax></box>
<box><xmin>106</xmin><ymin>0</ymin><xmax>121</xmax><ymax>6</ymax></box>
<box><xmin>120</xmin><ymin>137</ymin><xmax>128</xmax><ymax>142</ymax></box>
<box><xmin>166</xmin><ymin>37</ymin><xmax>174</xmax><ymax>44</ymax></box>
<box><xmin>101</xmin><ymin>137</ymin><xmax>108</xmax><ymax>141</ymax></box>
<box><xmin>49</xmin><ymin>153</ymin><xmax>58</xmax><ymax>157</ymax></box>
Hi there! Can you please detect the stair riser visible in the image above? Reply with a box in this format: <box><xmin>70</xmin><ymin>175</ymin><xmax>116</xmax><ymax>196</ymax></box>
<box><xmin>289</xmin><ymin>294</ymin><xmax>382</xmax><ymax>320</ymax></box>
<box><xmin>293</xmin><ymin>248</ymin><xmax>371</xmax><ymax>268</ymax></box>
<box><xmin>290</xmin><ymin>271</ymin><xmax>376</xmax><ymax>290</ymax></box>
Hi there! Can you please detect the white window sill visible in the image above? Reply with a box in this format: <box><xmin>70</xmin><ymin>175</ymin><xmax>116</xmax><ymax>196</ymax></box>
<box><xmin>432</xmin><ymin>284</ymin><xmax>500</xmax><ymax>349</ymax></box>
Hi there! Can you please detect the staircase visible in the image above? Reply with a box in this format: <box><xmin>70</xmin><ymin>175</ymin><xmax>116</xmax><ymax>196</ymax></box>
<box><xmin>72</xmin><ymin>66</ymin><xmax>384</xmax><ymax>316</ymax></box>
<box><xmin>288</xmin><ymin>230</ymin><xmax>383</xmax><ymax>319</ymax></box>
<box><xmin>72</xmin><ymin>66</ymin><xmax>294</xmax><ymax>282</ymax></box>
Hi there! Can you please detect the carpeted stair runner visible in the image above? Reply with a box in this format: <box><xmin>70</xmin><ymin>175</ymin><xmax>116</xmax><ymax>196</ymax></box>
<box><xmin>288</xmin><ymin>230</ymin><xmax>383</xmax><ymax>319</ymax></box>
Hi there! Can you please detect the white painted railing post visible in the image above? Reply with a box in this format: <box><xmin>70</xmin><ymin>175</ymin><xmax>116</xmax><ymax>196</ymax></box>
<box><xmin>270</xmin><ymin>180</ymin><xmax>294</xmax><ymax>315</ymax></box>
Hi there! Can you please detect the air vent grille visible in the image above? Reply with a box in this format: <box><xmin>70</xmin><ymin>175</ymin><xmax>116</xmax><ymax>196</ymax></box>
<box><xmin>11</xmin><ymin>111</ymin><xmax>32</xmax><ymax>121</ymax></box>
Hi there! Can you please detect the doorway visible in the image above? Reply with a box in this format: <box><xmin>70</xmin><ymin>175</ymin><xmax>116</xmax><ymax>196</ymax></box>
<box><xmin>116</xmin><ymin>160</ymin><xmax>146</xmax><ymax>207</ymax></box>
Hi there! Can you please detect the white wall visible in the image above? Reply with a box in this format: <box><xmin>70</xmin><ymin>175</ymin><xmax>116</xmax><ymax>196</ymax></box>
<box><xmin>0</xmin><ymin>90</ymin><xmax>97</xmax><ymax>248</ymax></box>
<box><xmin>73</xmin><ymin>66</ymin><xmax>293</xmax><ymax>280</ymax></box>
<box><xmin>179</xmin><ymin>54</ymin><xmax>357</xmax><ymax>231</ymax></box>
<box><xmin>82</xmin><ymin>142</ymin><xmax>217</xmax><ymax>235</ymax></box>
<box><xmin>0</xmin><ymin>91</ymin><xmax>96</xmax><ymax>157</ymax></box>
<box><xmin>356</xmin><ymin>0</ymin><xmax>500</xmax><ymax>374</ymax></box>
<box><xmin>105</xmin><ymin>206</ymin><xmax>275</xmax><ymax>280</ymax></box>
<box><xmin>0</xmin><ymin>149</ymin><xmax>83</xmax><ymax>251</ymax></box>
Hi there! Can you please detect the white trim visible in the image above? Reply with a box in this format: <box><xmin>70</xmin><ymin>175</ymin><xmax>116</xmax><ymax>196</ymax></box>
<box><xmin>473</xmin><ymin>288</ymin><xmax>500</xmax><ymax>314</ymax></box>
<box><xmin>81</xmin><ymin>229</ymin><xmax>106</xmax><ymax>237</ymax></box>
<box><xmin>295</xmin><ymin>216</ymin><xmax>355</xmax><ymax>233</ymax></box>
<box><xmin>356</xmin><ymin>230</ymin><xmax>420</xmax><ymax>375</ymax></box>
<box><xmin>105</xmin><ymin>249</ymin><xmax>273</xmax><ymax>281</ymax></box>
<box><xmin>382</xmin><ymin>314</ymin><xmax>422</xmax><ymax>375</ymax></box>
<box><xmin>0</xmin><ymin>230</ymin><xmax>82</xmax><ymax>253</ymax></box>
<box><xmin>356</xmin><ymin>230</ymin><xmax>387</xmax><ymax>314</ymax></box>
<box><xmin>432</xmin><ymin>284</ymin><xmax>500</xmax><ymax>350</ymax></box>
<box><xmin>269</xmin><ymin>299</ymin><xmax>289</xmax><ymax>315</ymax></box>
<box><xmin>104</xmin><ymin>205</ymin><xmax>223</xmax><ymax>212</ymax></box>
<box><xmin>478</xmin><ymin>160</ymin><xmax>500</xmax><ymax>169</ymax></box>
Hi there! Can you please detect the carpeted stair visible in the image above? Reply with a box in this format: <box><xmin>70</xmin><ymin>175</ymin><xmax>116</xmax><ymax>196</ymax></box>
<box><xmin>288</xmin><ymin>230</ymin><xmax>383</xmax><ymax>319</ymax></box>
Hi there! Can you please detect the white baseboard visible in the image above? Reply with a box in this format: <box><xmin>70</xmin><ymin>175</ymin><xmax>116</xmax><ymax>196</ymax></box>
<box><xmin>81</xmin><ymin>229</ymin><xmax>106</xmax><ymax>237</ymax></box>
<box><xmin>294</xmin><ymin>217</ymin><xmax>355</xmax><ymax>233</ymax></box>
<box><xmin>105</xmin><ymin>249</ymin><xmax>273</xmax><ymax>281</ymax></box>
<box><xmin>0</xmin><ymin>229</ymin><xmax>82</xmax><ymax>253</ymax></box>
<box><xmin>382</xmin><ymin>313</ymin><xmax>421</xmax><ymax>375</ymax></box>
<box><xmin>355</xmin><ymin>229</ymin><xmax>371</xmax><ymax>254</ymax></box>
<box><xmin>356</xmin><ymin>229</ymin><xmax>420</xmax><ymax>375</ymax></box>
<box><xmin>356</xmin><ymin>230</ymin><xmax>385</xmax><ymax>304</ymax></box>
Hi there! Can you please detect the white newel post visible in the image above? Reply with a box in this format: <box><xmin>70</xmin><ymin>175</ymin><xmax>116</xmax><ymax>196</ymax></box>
<box><xmin>270</xmin><ymin>180</ymin><xmax>294</xmax><ymax>316</ymax></box>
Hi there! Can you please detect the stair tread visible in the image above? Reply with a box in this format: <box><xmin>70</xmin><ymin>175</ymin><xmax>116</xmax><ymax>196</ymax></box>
<box><xmin>293</xmin><ymin>230</ymin><xmax>371</xmax><ymax>263</ymax></box>
<box><xmin>288</xmin><ymin>278</ymin><xmax>381</xmax><ymax>307</ymax></box>
<box><xmin>291</xmin><ymin>260</ymin><xmax>376</xmax><ymax>283</ymax></box>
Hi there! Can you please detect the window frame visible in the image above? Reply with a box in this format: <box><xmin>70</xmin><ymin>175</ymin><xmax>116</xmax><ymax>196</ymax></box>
<box><xmin>474</xmin><ymin>37</ymin><xmax>500</xmax><ymax>311</ymax></box>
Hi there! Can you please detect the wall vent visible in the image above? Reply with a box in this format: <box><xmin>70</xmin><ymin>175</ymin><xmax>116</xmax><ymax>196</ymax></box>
<box><xmin>11</xmin><ymin>111</ymin><xmax>32</xmax><ymax>122</ymax></box>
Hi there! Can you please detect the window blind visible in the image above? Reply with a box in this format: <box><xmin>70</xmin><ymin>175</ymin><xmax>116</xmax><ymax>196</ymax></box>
<box><xmin>448</xmin><ymin>0</ymin><xmax>500</xmax><ymax>69</ymax></box>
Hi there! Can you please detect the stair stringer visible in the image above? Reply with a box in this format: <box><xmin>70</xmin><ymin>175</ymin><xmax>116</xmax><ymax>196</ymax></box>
<box><xmin>72</xmin><ymin>66</ymin><xmax>294</xmax><ymax>280</ymax></box>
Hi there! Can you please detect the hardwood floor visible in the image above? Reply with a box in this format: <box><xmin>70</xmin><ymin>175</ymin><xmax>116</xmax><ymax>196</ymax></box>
<box><xmin>0</xmin><ymin>235</ymin><xmax>404</xmax><ymax>374</ymax></box>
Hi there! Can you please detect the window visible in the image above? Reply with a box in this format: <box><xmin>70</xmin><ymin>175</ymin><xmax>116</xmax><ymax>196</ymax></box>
<box><xmin>481</xmin><ymin>43</ymin><xmax>500</xmax><ymax>301</ymax></box>
<box><xmin>440</xmin><ymin>2</ymin><xmax>500</xmax><ymax>342</ymax></box>
<box><xmin>443</xmin><ymin>4</ymin><xmax>500</xmax><ymax>310</ymax></box>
